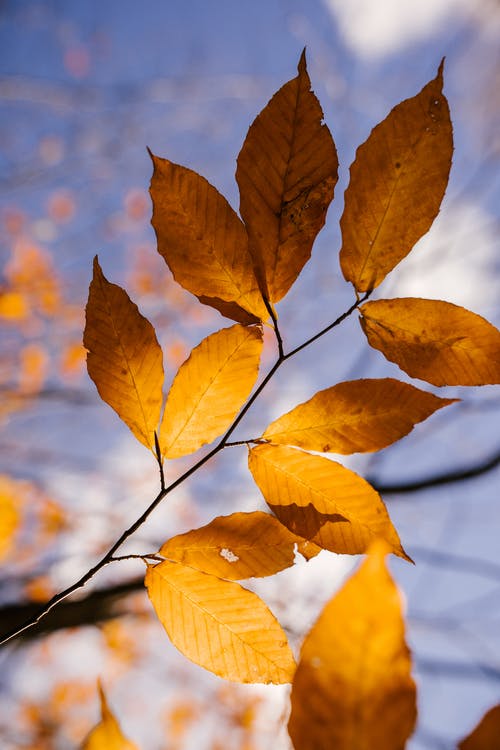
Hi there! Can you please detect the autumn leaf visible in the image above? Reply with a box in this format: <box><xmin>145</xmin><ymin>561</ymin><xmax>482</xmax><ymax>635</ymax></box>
<box><xmin>360</xmin><ymin>298</ymin><xmax>500</xmax><ymax>386</ymax></box>
<box><xmin>82</xmin><ymin>682</ymin><xmax>139</xmax><ymax>750</ymax></box>
<box><xmin>288</xmin><ymin>540</ymin><xmax>417</xmax><ymax>750</ymax></box>
<box><xmin>0</xmin><ymin>475</ymin><xmax>20</xmax><ymax>561</ymax></box>
<box><xmin>145</xmin><ymin>560</ymin><xmax>295</xmax><ymax>683</ymax></box>
<box><xmin>262</xmin><ymin>378</ymin><xmax>456</xmax><ymax>453</ymax></box>
<box><xmin>340</xmin><ymin>60</ymin><xmax>453</xmax><ymax>292</ymax></box>
<box><xmin>248</xmin><ymin>444</ymin><xmax>409</xmax><ymax>560</ymax></box>
<box><xmin>149</xmin><ymin>152</ymin><xmax>267</xmax><ymax>323</ymax></box>
<box><xmin>458</xmin><ymin>704</ymin><xmax>500</xmax><ymax>750</ymax></box>
<box><xmin>160</xmin><ymin>324</ymin><xmax>263</xmax><ymax>459</ymax></box>
<box><xmin>236</xmin><ymin>50</ymin><xmax>338</xmax><ymax>303</ymax></box>
<box><xmin>159</xmin><ymin>511</ymin><xmax>314</xmax><ymax>579</ymax></box>
<box><xmin>84</xmin><ymin>257</ymin><xmax>164</xmax><ymax>450</ymax></box>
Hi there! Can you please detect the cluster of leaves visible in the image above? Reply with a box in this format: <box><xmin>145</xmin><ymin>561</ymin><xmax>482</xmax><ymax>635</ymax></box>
<box><xmin>4</xmin><ymin>52</ymin><xmax>500</xmax><ymax>748</ymax></box>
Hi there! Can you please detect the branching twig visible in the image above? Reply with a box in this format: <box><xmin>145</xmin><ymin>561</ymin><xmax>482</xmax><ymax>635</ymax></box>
<box><xmin>0</xmin><ymin>293</ymin><xmax>367</xmax><ymax>646</ymax></box>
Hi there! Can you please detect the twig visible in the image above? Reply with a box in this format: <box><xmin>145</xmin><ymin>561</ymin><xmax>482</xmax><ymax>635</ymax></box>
<box><xmin>0</xmin><ymin>292</ymin><xmax>377</xmax><ymax>646</ymax></box>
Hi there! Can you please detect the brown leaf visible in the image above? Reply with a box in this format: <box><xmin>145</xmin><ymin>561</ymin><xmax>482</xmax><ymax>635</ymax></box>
<box><xmin>340</xmin><ymin>60</ymin><xmax>453</xmax><ymax>292</ymax></box>
<box><xmin>360</xmin><ymin>298</ymin><xmax>500</xmax><ymax>386</ymax></box>
<box><xmin>236</xmin><ymin>50</ymin><xmax>338</xmax><ymax>303</ymax></box>
<box><xmin>248</xmin><ymin>444</ymin><xmax>409</xmax><ymax>560</ymax></box>
<box><xmin>84</xmin><ymin>257</ymin><xmax>164</xmax><ymax>450</ymax></box>
<box><xmin>159</xmin><ymin>510</ymin><xmax>312</xmax><ymax>579</ymax></box>
<box><xmin>149</xmin><ymin>153</ymin><xmax>267</xmax><ymax>323</ymax></box>
<box><xmin>145</xmin><ymin>560</ymin><xmax>295</xmax><ymax>684</ymax></box>
<box><xmin>159</xmin><ymin>324</ymin><xmax>263</xmax><ymax>458</ymax></box>
<box><xmin>82</xmin><ymin>683</ymin><xmax>139</xmax><ymax>750</ymax></box>
<box><xmin>262</xmin><ymin>378</ymin><xmax>456</xmax><ymax>453</ymax></box>
<box><xmin>288</xmin><ymin>540</ymin><xmax>417</xmax><ymax>750</ymax></box>
<box><xmin>458</xmin><ymin>704</ymin><xmax>500</xmax><ymax>750</ymax></box>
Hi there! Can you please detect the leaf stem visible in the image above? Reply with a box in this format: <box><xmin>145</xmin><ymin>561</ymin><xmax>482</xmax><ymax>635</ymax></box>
<box><xmin>0</xmin><ymin>292</ymin><xmax>364</xmax><ymax>646</ymax></box>
<box><xmin>264</xmin><ymin>296</ymin><xmax>284</xmax><ymax>359</ymax></box>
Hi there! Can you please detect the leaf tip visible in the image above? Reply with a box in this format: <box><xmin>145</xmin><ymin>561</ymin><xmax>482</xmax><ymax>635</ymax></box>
<box><xmin>298</xmin><ymin>47</ymin><xmax>307</xmax><ymax>74</ymax></box>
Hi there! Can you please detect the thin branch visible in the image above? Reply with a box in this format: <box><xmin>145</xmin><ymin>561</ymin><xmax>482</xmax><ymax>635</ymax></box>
<box><xmin>372</xmin><ymin>447</ymin><xmax>500</xmax><ymax>496</ymax></box>
<box><xmin>154</xmin><ymin>431</ymin><xmax>166</xmax><ymax>491</ymax></box>
<box><xmin>284</xmin><ymin>290</ymin><xmax>371</xmax><ymax>360</ymax></box>
<box><xmin>410</xmin><ymin>545</ymin><xmax>500</xmax><ymax>582</ymax></box>
<box><xmin>0</xmin><ymin>293</ymin><xmax>371</xmax><ymax>646</ymax></box>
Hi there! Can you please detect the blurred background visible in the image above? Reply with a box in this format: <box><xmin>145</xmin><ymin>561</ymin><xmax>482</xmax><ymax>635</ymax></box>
<box><xmin>1</xmin><ymin>1</ymin><xmax>499</xmax><ymax>748</ymax></box>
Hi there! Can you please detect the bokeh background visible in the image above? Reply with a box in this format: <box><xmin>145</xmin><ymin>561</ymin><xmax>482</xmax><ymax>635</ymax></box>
<box><xmin>1</xmin><ymin>1</ymin><xmax>499</xmax><ymax>748</ymax></box>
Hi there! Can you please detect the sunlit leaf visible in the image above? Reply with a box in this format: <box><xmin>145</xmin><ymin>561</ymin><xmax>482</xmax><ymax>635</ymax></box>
<box><xmin>288</xmin><ymin>540</ymin><xmax>417</xmax><ymax>750</ymax></box>
<box><xmin>0</xmin><ymin>476</ymin><xmax>20</xmax><ymax>562</ymax></box>
<box><xmin>458</xmin><ymin>704</ymin><xmax>500</xmax><ymax>750</ymax></box>
<box><xmin>149</xmin><ymin>152</ymin><xmax>267</xmax><ymax>323</ymax></box>
<box><xmin>145</xmin><ymin>560</ymin><xmax>295</xmax><ymax>684</ymax></box>
<box><xmin>82</xmin><ymin>683</ymin><xmax>139</xmax><ymax>750</ymax></box>
<box><xmin>340</xmin><ymin>60</ymin><xmax>453</xmax><ymax>292</ymax></box>
<box><xmin>83</xmin><ymin>257</ymin><xmax>164</xmax><ymax>450</ymax></box>
<box><xmin>236</xmin><ymin>50</ymin><xmax>338</xmax><ymax>303</ymax></box>
<box><xmin>360</xmin><ymin>298</ymin><xmax>500</xmax><ymax>386</ymax></box>
<box><xmin>262</xmin><ymin>378</ymin><xmax>456</xmax><ymax>453</ymax></box>
<box><xmin>248</xmin><ymin>444</ymin><xmax>409</xmax><ymax>560</ymax></box>
<box><xmin>160</xmin><ymin>324</ymin><xmax>263</xmax><ymax>458</ymax></box>
<box><xmin>159</xmin><ymin>511</ymin><xmax>312</xmax><ymax>579</ymax></box>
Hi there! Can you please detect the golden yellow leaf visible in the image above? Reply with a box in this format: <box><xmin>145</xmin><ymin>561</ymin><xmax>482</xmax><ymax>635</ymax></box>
<box><xmin>263</xmin><ymin>377</ymin><xmax>456</xmax><ymax>453</ymax></box>
<box><xmin>458</xmin><ymin>704</ymin><xmax>500</xmax><ymax>750</ymax></box>
<box><xmin>360</xmin><ymin>298</ymin><xmax>500</xmax><ymax>386</ymax></box>
<box><xmin>145</xmin><ymin>560</ymin><xmax>295</xmax><ymax>683</ymax></box>
<box><xmin>82</xmin><ymin>683</ymin><xmax>139</xmax><ymax>750</ymax></box>
<box><xmin>160</xmin><ymin>324</ymin><xmax>263</xmax><ymax>458</ymax></box>
<box><xmin>236</xmin><ymin>50</ymin><xmax>338</xmax><ymax>303</ymax></box>
<box><xmin>84</xmin><ymin>257</ymin><xmax>164</xmax><ymax>450</ymax></box>
<box><xmin>288</xmin><ymin>540</ymin><xmax>417</xmax><ymax>750</ymax></box>
<box><xmin>0</xmin><ymin>476</ymin><xmax>20</xmax><ymax>562</ymax></box>
<box><xmin>149</xmin><ymin>153</ymin><xmax>267</xmax><ymax>323</ymax></box>
<box><xmin>159</xmin><ymin>510</ymin><xmax>311</xmax><ymax>579</ymax></box>
<box><xmin>248</xmin><ymin>444</ymin><xmax>408</xmax><ymax>560</ymax></box>
<box><xmin>340</xmin><ymin>61</ymin><xmax>453</xmax><ymax>292</ymax></box>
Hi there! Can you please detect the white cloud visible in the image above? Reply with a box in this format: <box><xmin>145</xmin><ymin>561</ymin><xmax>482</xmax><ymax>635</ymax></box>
<box><xmin>322</xmin><ymin>0</ymin><xmax>471</xmax><ymax>58</ymax></box>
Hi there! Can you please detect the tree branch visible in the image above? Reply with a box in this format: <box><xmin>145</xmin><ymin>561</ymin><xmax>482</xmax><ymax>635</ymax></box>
<box><xmin>0</xmin><ymin>293</ymin><xmax>366</xmax><ymax>646</ymax></box>
<box><xmin>371</xmin><ymin>447</ymin><xmax>500</xmax><ymax>496</ymax></box>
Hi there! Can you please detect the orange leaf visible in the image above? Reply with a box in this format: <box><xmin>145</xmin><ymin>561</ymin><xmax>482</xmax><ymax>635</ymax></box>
<box><xmin>458</xmin><ymin>704</ymin><xmax>500</xmax><ymax>750</ymax></box>
<box><xmin>0</xmin><ymin>475</ymin><xmax>20</xmax><ymax>562</ymax></box>
<box><xmin>160</xmin><ymin>324</ymin><xmax>263</xmax><ymax>459</ymax></box>
<box><xmin>145</xmin><ymin>560</ymin><xmax>295</xmax><ymax>683</ymax></box>
<box><xmin>288</xmin><ymin>540</ymin><xmax>417</xmax><ymax>750</ymax></box>
<box><xmin>236</xmin><ymin>50</ymin><xmax>338</xmax><ymax>303</ymax></box>
<box><xmin>340</xmin><ymin>60</ymin><xmax>453</xmax><ymax>292</ymax></box>
<box><xmin>149</xmin><ymin>153</ymin><xmax>266</xmax><ymax>323</ymax></box>
<box><xmin>0</xmin><ymin>290</ymin><xmax>28</xmax><ymax>320</ymax></box>
<box><xmin>262</xmin><ymin>378</ymin><xmax>456</xmax><ymax>453</ymax></box>
<box><xmin>159</xmin><ymin>510</ymin><xmax>311</xmax><ymax>579</ymax></box>
<box><xmin>248</xmin><ymin>444</ymin><xmax>409</xmax><ymax>560</ymax></box>
<box><xmin>360</xmin><ymin>298</ymin><xmax>500</xmax><ymax>386</ymax></box>
<box><xmin>84</xmin><ymin>257</ymin><xmax>164</xmax><ymax>450</ymax></box>
<box><xmin>82</xmin><ymin>683</ymin><xmax>139</xmax><ymax>750</ymax></box>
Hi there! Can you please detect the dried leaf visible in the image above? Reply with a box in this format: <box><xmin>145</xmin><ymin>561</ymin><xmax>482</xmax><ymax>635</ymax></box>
<box><xmin>360</xmin><ymin>298</ymin><xmax>500</xmax><ymax>386</ymax></box>
<box><xmin>145</xmin><ymin>560</ymin><xmax>295</xmax><ymax>684</ymax></box>
<box><xmin>248</xmin><ymin>444</ymin><xmax>408</xmax><ymax>560</ymax></box>
<box><xmin>149</xmin><ymin>153</ymin><xmax>267</xmax><ymax>323</ymax></box>
<box><xmin>82</xmin><ymin>683</ymin><xmax>139</xmax><ymax>750</ymax></box>
<box><xmin>160</xmin><ymin>324</ymin><xmax>263</xmax><ymax>458</ymax></box>
<box><xmin>263</xmin><ymin>378</ymin><xmax>456</xmax><ymax>453</ymax></box>
<box><xmin>458</xmin><ymin>704</ymin><xmax>500</xmax><ymax>750</ymax></box>
<box><xmin>340</xmin><ymin>60</ymin><xmax>453</xmax><ymax>292</ymax></box>
<box><xmin>84</xmin><ymin>257</ymin><xmax>164</xmax><ymax>450</ymax></box>
<box><xmin>288</xmin><ymin>540</ymin><xmax>417</xmax><ymax>750</ymax></box>
<box><xmin>236</xmin><ymin>50</ymin><xmax>338</xmax><ymax>303</ymax></box>
<box><xmin>159</xmin><ymin>511</ymin><xmax>311</xmax><ymax>579</ymax></box>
